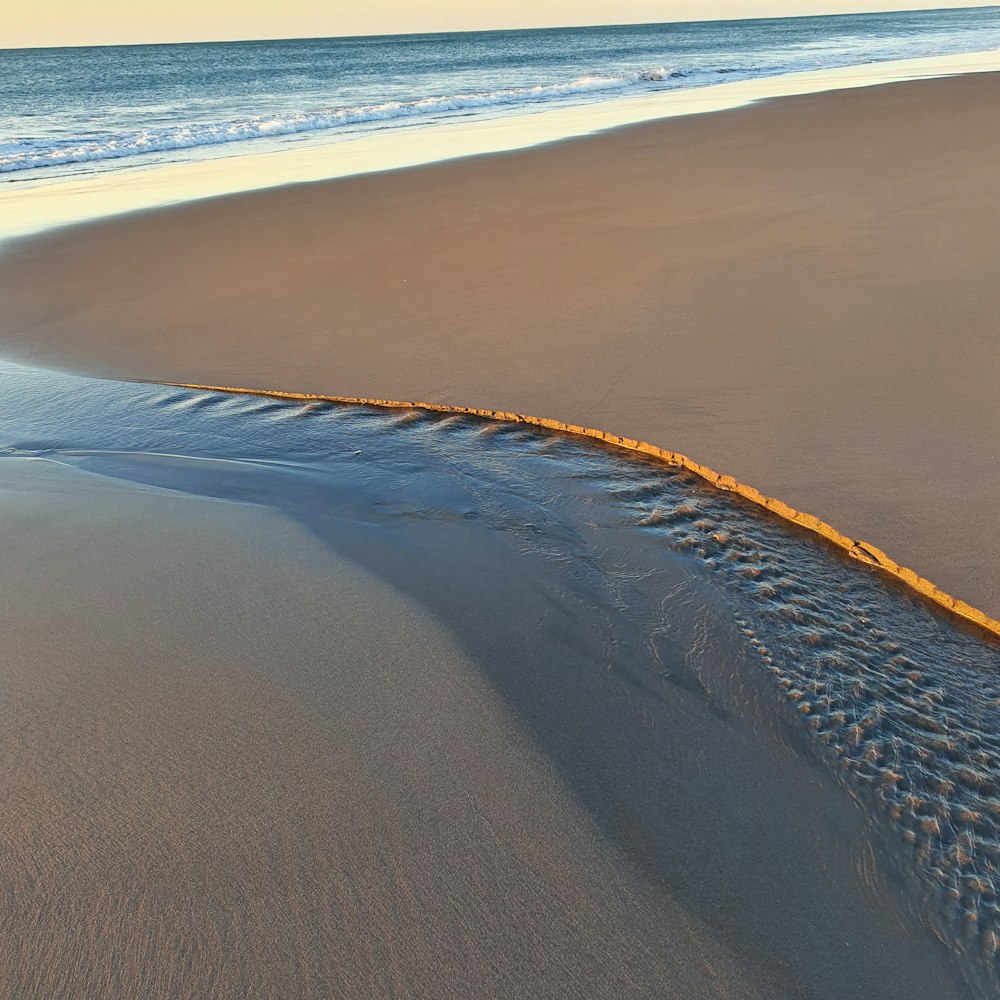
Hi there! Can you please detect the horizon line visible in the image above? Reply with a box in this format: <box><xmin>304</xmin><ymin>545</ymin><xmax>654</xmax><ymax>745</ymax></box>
<box><xmin>4</xmin><ymin>3</ymin><xmax>998</xmax><ymax>53</ymax></box>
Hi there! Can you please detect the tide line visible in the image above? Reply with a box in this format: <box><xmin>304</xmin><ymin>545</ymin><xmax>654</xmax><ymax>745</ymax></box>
<box><xmin>164</xmin><ymin>379</ymin><xmax>1000</xmax><ymax>644</ymax></box>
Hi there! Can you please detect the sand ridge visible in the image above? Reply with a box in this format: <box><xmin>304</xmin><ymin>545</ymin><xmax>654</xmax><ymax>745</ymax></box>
<box><xmin>164</xmin><ymin>378</ymin><xmax>1000</xmax><ymax>645</ymax></box>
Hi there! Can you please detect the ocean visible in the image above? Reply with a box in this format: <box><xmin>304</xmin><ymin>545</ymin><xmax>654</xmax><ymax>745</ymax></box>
<box><xmin>2</xmin><ymin>6</ymin><xmax>1000</xmax><ymax>183</ymax></box>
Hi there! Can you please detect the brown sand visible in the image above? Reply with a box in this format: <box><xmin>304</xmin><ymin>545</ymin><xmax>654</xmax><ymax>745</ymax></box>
<box><xmin>1</xmin><ymin>73</ymin><xmax>999</xmax><ymax>620</ymax></box>
<box><xmin>0</xmin><ymin>457</ymin><xmax>971</xmax><ymax>998</ymax></box>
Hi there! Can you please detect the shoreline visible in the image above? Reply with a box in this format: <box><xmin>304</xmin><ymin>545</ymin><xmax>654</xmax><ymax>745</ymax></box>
<box><xmin>3</xmin><ymin>47</ymin><xmax>1000</xmax><ymax>242</ymax></box>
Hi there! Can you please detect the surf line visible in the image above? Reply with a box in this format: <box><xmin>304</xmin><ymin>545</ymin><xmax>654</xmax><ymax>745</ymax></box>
<box><xmin>164</xmin><ymin>379</ymin><xmax>1000</xmax><ymax>644</ymax></box>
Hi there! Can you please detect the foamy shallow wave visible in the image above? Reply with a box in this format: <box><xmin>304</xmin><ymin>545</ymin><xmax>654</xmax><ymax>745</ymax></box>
<box><xmin>5</xmin><ymin>9</ymin><xmax>1000</xmax><ymax>190</ymax></box>
<box><xmin>0</xmin><ymin>67</ymin><xmax>674</xmax><ymax>174</ymax></box>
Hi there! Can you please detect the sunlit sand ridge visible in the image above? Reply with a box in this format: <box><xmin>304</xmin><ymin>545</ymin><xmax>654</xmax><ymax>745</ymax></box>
<box><xmin>167</xmin><ymin>378</ymin><xmax>1000</xmax><ymax>645</ymax></box>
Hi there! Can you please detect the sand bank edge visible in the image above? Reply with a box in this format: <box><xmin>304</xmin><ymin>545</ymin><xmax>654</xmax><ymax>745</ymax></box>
<box><xmin>163</xmin><ymin>380</ymin><xmax>1000</xmax><ymax>644</ymax></box>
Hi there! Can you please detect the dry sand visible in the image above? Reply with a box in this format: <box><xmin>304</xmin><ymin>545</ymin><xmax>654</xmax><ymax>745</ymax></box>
<box><xmin>2</xmin><ymin>72</ymin><xmax>998</xmax><ymax>621</ymax></box>
<box><xmin>0</xmin><ymin>457</ymin><xmax>971</xmax><ymax>998</ymax></box>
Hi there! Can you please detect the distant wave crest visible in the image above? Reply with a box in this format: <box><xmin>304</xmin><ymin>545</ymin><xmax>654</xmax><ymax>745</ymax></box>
<box><xmin>0</xmin><ymin>67</ymin><xmax>676</xmax><ymax>174</ymax></box>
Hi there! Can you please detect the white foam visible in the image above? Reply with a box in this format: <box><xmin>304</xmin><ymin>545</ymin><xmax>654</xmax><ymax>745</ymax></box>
<box><xmin>2</xmin><ymin>48</ymin><xmax>999</xmax><ymax>244</ymax></box>
<box><xmin>0</xmin><ymin>68</ymin><xmax>674</xmax><ymax>174</ymax></box>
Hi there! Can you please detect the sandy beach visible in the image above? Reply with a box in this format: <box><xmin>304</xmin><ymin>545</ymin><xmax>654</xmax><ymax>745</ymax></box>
<box><xmin>3</xmin><ymin>63</ymin><xmax>1000</xmax><ymax>1000</ymax></box>
<box><xmin>2</xmin><ymin>72</ymin><xmax>998</xmax><ymax>622</ymax></box>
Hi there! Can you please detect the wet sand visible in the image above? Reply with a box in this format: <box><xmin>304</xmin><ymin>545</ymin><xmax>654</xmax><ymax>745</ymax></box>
<box><xmin>2</xmin><ymin>72</ymin><xmax>998</xmax><ymax>621</ymax></box>
<box><xmin>0</xmin><ymin>435</ymin><xmax>974</xmax><ymax>999</ymax></box>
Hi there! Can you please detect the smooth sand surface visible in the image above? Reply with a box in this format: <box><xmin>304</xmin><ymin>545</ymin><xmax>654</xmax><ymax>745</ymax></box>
<box><xmin>1</xmin><ymin>73</ymin><xmax>999</xmax><ymax>620</ymax></box>
<box><xmin>0</xmin><ymin>457</ymin><xmax>972</xmax><ymax>998</ymax></box>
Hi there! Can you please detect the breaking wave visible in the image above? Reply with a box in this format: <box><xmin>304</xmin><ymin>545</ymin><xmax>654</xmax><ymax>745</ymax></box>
<box><xmin>0</xmin><ymin>67</ymin><xmax>675</xmax><ymax>174</ymax></box>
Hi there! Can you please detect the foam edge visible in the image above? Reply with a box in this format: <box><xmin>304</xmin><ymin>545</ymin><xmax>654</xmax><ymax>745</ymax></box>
<box><xmin>164</xmin><ymin>380</ymin><xmax>1000</xmax><ymax>644</ymax></box>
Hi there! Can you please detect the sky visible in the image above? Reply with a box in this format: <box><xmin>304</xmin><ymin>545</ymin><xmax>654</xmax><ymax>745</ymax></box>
<box><xmin>5</xmin><ymin>1</ymin><xmax>997</xmax><ymax>49</ymax></box>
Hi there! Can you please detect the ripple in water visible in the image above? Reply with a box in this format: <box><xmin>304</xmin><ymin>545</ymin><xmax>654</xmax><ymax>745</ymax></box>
<box><xmin>2</xmin><ymin>361</ymin><xmax>1000</xmax><ymax>995</ymax></box>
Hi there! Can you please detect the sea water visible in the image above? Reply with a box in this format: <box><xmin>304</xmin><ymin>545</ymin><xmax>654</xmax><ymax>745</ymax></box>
<box><xmin>2</xmin><ymin>7</ymin><xmax>1000</xmax><ymax>182</ymax></box>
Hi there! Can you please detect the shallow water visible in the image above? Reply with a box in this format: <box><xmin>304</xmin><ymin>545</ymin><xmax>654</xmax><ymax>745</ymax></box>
<box><xmin>2</xmin><ymin>359</ymin><xmax>1000</xmax><ymax>995</ymax></box>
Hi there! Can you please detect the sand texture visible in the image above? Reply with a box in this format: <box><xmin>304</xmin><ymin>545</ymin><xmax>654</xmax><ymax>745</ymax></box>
<box><xmin>0</xmin><ymin>446</ymin><xmax>975</xmax><ymax>1000</ymax></box>
<box><xmin>1</xmin><ymin>73</ymin><xmax>998</xmax><ymax>621</ymax></box>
